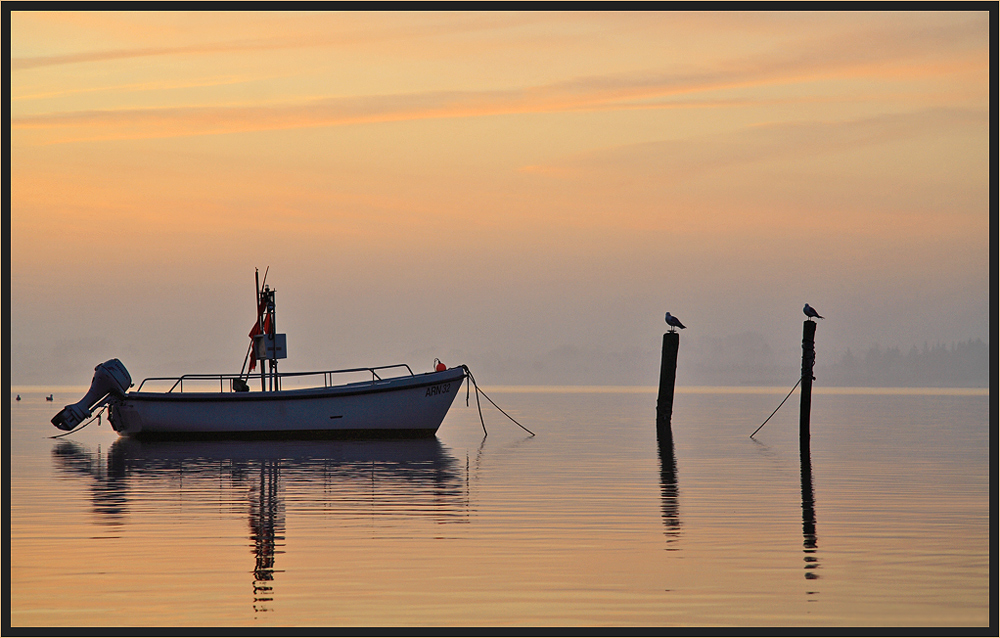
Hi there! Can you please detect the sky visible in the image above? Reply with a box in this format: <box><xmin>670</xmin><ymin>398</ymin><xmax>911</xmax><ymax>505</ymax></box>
<box><xmin>8</xmin><ymin>10</ymin><xmax>992</xmax><ymax>388</ymax></box>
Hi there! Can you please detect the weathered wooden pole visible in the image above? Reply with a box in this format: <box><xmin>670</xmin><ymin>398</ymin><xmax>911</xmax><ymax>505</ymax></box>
<box><xmin>799</xmin><ymin>319</ymin><xmax>817</xmax><ymax>450</ymax></box>
<box><xmin>799</xmin><ymin>326</ymin><xmax>819</xmax><ymax>578</ymax></box>
<box><xmin>657</xmin><ymin>331</ymin><xmax>680</xmax><ymax>431</ymax></box>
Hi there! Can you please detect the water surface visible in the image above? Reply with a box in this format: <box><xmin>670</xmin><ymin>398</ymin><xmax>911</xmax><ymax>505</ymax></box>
<box><xmin>8</xmin><ymin>386</ymin><xmax>990</xmax><ymax>626</ymax></box>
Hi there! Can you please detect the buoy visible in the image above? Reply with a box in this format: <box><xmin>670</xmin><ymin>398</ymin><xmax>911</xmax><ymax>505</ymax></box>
<box><xmin>434</xmin><ymin>358</ymin><xmax>447</xmax><ymax>372</ymax></box>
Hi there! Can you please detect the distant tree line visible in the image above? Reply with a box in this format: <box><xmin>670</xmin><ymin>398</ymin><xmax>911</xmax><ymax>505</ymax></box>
<box><xmin>467</xmin><ymin>336</ymin><xmax>990</xmax><ymax>388</ymax></box>
<box><xmin>677</xmin><ymin>334</ymin><xmax>990</xmax><ymax>388</ymax></box>
<box><xmin>818</xmin><ymin>338</ymin><xmax>990</xmax><ymax>387</ymax></box>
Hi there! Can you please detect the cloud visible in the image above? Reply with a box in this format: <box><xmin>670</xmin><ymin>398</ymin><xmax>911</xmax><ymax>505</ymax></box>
<box><xmin>11</xmin><ymin>39</ymin><xmax>287</xmax><ymax>72</ymax></box>
<box><xmin>11</xmin><ymin>73</ymin><xmax>275</xmax><ymax>103</ymax></box>
<box><xmin>8</xmin><ymin>11</ymin><xmax>544</xmax><ymax>72</ymax></box>
<box><xmin>11</xmin><ymin>15</ymin><xmax>986</xmax><ymax>144</ymax></box>
<box><xmin>6</xmin><ymin>83</ymin><xmax>722</xmax><ymax>143</ymax></box>
<box><xmin>6</xmin><ymin>80</ymin><xmax>973</xmax><ymax>146</ymax></box>
<box><xmin>523</xmin><ymin>107</ymin><xmax>989</xmax><ymax>187</ymax></box>
<box><xmin>7</xmin><ymin>25</ymin><xmax>368</xmax><ymax>72</ymax></box>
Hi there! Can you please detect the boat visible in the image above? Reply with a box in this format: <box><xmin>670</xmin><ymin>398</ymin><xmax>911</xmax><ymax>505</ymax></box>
<box><xmin>52</xmin><ymin>272</ymin><xmax>467</xmax><ymax>440</ymax></box>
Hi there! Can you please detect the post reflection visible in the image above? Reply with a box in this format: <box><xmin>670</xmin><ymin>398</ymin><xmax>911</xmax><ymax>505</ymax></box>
<box><xmin>800</xmin><ymin>442</ymin><xmax>820</xmax><ymax>583</ymax></box>
<box><xmin>656</xmin><ymin>427</ymin><xmax>681</xmax><ymax>547</ymax></box>
<box><xmin>51</xmin><ymin>437</ymin><xmax>467</xmax><ymax>614</ymax></box>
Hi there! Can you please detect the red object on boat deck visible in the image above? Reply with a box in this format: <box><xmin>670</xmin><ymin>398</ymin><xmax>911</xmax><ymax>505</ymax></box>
<box><xmin>435</xmin><ymin>359</ymin><xmax>447</xmax><ymax>372</ymax></box>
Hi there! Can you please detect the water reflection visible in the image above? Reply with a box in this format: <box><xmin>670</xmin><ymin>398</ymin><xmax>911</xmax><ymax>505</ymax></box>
<box><xmin>250</xmin><ymin>460</ymin><xmax>282</xmax><ymax>613</ymax></box>
<box><xmin>800</xmin><ymin>443</ymin><xmax>820</xmax><ymax>583</ymax></box>
<box><xmin>51</xmin><ymin>437</ymin><xmax>467</xmax><ymax>614</ymax></box>
<box><xmin>52</xmin><ymin>441</ymin><xmax>128</xmax><ymax>522</ymax></box>
<box><xmin>656</xmin><ymin>428</ymin><xmax>681</xmax><ymax>547</ymax></box>
<box><xmin>749</xmin><ymin>435</ymin><xmax>821</xmax><ymax>588</ymax></box>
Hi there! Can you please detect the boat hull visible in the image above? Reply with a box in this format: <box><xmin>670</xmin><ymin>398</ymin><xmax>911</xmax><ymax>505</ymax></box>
<box><xmin>109</xmin><ymin>367</ymin><xmax>466</xmax><ymax>440</ymax></box>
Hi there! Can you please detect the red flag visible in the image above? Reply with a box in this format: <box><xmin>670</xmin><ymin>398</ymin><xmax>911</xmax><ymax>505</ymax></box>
<box><xmin>247</xmin><ymin>298</ymin><xmax>268</xmax><ymax>372</ymax></box>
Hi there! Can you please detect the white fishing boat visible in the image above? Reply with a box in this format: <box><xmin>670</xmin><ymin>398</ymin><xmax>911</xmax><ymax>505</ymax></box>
<box><xmin>52</xmin><ymin>272</ymin><xmax>467</xmax><ymax>440</ymax></box>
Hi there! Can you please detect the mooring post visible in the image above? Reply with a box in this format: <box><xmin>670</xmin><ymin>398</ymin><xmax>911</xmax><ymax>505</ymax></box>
<box><xmin>799</xmin><ymin>330</ymin><xmax>819</xmax><ymax>578</ymax></box>
<box><xmin>657</xmin><ymin>331</ymin><xmax>680</xmax><ymax>431</ymax></box>
<box><xmin>799</xmin><ymin>319</ymin><xmax>817</xmax><ymax>449</ymax></box>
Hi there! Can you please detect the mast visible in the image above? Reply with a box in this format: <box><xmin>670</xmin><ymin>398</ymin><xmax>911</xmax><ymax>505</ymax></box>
<box><xmin>257</xmin><ymin>269</ymin><xmax>265</xmax><ymax>392</ymax></box>
<box><xmin>263</xmin><ymin>284</ymin><xmax>277</xmax><ymax>391</ymax></box>
<box><xmin>237</xmin><ymin>267</ymin><xmax>285</xmax><ymax>392</ymax></box>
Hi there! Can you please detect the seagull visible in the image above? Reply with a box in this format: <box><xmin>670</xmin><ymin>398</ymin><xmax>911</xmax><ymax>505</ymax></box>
<box><xmin>803</xmin><ymin>304</ymin><xmax>824</xmax><ymax>320</ymax></box>
<box><xmin>665</xmin><ymin>312</ymin><xmax>686</xmax><ymax>332</ymax></box>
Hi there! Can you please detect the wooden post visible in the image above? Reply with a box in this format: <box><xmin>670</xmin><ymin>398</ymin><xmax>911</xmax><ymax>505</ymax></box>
<box><xmin>799</xmin><ymin>320</ymin><xmax>816</xmax><ymax>450</ymax></box>
<box><xmin>657</xmin><ymin>331</ymin><xmax>679</xmax><ymax>431</ymax></box>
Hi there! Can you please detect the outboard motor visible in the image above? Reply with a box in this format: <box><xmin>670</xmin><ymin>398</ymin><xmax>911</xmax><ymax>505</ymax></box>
<box><xmin>52</xmin><ymin>359</ymin><xmax>132</xmax><ymax>431</ymax></box>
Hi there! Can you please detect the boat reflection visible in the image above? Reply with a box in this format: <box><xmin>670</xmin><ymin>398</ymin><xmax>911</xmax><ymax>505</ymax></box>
<box><xmin>51</xmin><ymin>441</ymin><xmax>129</xmax><ymax>522</ymax></box>
<box><xmin>51</xmin><ymin>437</ymin><xmax>467</xmax><ymax>614</ymax></box>
<box><xmin>656</xmin><ymin>428</ymin><xmax>681</xmax><ymax>547</ymax></box>
<box><xmin>249</xmin><ymin>459</ymin><xmax>282</xmax><ymax>613</ymax></box>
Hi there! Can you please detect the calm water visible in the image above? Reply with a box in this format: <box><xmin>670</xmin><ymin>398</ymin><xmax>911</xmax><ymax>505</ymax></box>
<box><xmin>8</xmin><ymin>386</ymin><xmax>991</xmax><ymax>627</ymax></box>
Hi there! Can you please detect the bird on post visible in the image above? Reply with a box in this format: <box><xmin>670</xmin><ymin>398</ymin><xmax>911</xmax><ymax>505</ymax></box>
<box><xmin>803</xmin><ymin>304</ymin><xmax>824</xmax><ymax>320</ymax></box>
<box><xmin>665</xmin><ymin>312</ymin><xmax>686</xmax><ymax>332</ymax></box>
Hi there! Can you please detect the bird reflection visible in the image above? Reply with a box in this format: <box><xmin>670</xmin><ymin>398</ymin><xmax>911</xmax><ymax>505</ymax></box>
<box><xmin>51</xmin><ymin>437</ymin><xmax>466</xmax><ymax>615</ymax></box>
<box><xmin>656</xmin><ymin>427</ymin><xmax>681</xmax><ymax>547</ymax></box>
<box><xmin>800</xmin><ymin>442</ymin><xmax>820</xmax><ymax>583</ymax></box>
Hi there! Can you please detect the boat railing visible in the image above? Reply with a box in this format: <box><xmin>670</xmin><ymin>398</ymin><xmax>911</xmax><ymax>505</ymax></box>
<box><xmin>134</xmin><ymin>364</ymin><xmax>416</xmax><ymax>393</ymax></box>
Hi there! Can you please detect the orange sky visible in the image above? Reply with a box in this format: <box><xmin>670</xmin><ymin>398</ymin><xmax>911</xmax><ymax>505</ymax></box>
<box><xmin>9</xmin><ymin>11</ymin><xmax>991</xmax><ymax>386</ymax></box>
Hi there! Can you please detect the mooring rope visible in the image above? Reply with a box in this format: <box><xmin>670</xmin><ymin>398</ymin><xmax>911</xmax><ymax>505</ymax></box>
<box><xmin>462</xmin><ymin>366</ymin><xmax>535</xmax><ymax>437</ymax></box>
<box><xmin>50</xmin><ymin>405</ymin><xmax>107</xmax><ymax>439</ymax></box>
<box><xmin>749</xmin><ymin>377</ymin><xmax>802</xmax><ymax>439</ymax></box>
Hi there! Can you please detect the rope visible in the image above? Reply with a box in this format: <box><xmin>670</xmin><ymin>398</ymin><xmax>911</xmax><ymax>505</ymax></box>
<box><xmin>472</xmin><ymin>372</ymin><xmax>487</xmax><ymax>436</ymax></box>
<box><xmin>462</xmin><ymin>365</ymin><xmax>487</xmax><ymax>435</ymax></box>
<box><xmin>462</xmin><ymin>366</ymin><xmax>535</xmax><ymax>437</ymax></box>
<box><xmin>50</xmin><ymin>405</ymin><xmax>107</xmax><ymax>439</ymax></box>
<box><xmin>749</xmin><ymin>377</ymin><xmax>801</xmax><ymax>439</ymax></box>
